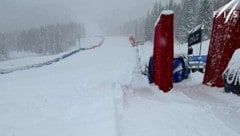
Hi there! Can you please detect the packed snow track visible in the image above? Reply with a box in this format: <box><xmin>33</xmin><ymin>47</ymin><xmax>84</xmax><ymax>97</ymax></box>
<box><xmin>0</xmin><ymin>37</ymin><xmax>240</xmax><ymax>136</ymax></box>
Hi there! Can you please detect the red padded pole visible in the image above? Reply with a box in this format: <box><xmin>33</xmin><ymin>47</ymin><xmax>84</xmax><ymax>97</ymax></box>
<box><xmin>203</xmin><ymin>7</ymin><xmax>240</xmax><ymax>87</ymax></box>
<box><xmin>153</xmin><ymin>11</ymin><xmax>174</xmax><ymax>92</ymax></box>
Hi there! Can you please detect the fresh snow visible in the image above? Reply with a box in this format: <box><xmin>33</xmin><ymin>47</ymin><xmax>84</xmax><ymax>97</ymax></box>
<box><xmin>0</xmin><ymin>37</ymin><xmax>240</xmax><ymax>136</ymax></box>
<box><xmin>225</xmin><ymin>48</ymin><xmax>240</xmax><ymax>71</ymax></box>
<box><xmin>189</xmin><ymin>24</ymin><xmax>204</xmax><ymax>34</ymax></box>
<box><xmin>223</xmin><ymin>48</ymin><xmax>240</xmax><ymax>85</ymax></box>
<box><xmin>0</xmin><ymin>37</ymin><xmax>102</xmax><ymax>70</ymax></box>
<box><xmin>161</xmin><ymin>10</ymin><xmax>174</xmax><ymax>15</ymax></box>
<box><xmin>155</xmin><ymin>10</ymin><xmax>174</xmax><ymax>27</ymax></box>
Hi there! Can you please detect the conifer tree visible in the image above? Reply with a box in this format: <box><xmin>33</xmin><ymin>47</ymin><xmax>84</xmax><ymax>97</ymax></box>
<box><xmin>144</xmin><ymin>11</ymin><xmax>152</xmax><ymax>41</ymax></box>
<box><xmin>197</xmin><ymin>0</ymin><xmax>213</xmax><ymax>40</ymax></box>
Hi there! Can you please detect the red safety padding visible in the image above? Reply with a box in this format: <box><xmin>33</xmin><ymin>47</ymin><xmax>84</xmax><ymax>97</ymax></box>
<box><xmin>203</xmin><ymin>7</ymin><xmax>240</xmax><ymax>87</ymax></box>
<box><xmin>153</xmin><ymin>11</ymin><xmax>174</xmax><ymax>92</ymax></box>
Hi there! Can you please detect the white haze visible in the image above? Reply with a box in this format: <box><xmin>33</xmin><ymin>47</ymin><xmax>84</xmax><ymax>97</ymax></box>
<box><xmin>0</xmin><ymin>0</ymin><xmax>181</xmax><ymax>34</ymax></box>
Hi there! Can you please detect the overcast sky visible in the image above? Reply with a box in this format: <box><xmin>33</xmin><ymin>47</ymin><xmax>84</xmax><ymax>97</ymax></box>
<box><xmin>0</xmin><ymin>0</ymin><xmax>176</xmax><ymax>34</ymax></box>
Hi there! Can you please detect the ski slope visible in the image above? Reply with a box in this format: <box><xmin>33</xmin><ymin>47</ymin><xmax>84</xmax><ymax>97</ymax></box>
<box><xmin>0</xmin><ymin>37</ymin><xmax>240</xmax><ymax>136</ymax></box>
<box><xmin>0</xmin><ymin>37</ymin><xmax>102</xmax><ymax>70</ymax></box>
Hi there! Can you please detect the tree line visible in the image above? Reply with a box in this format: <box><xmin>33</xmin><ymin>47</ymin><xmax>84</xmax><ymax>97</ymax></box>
<box><xmin>0</xmin><ymin>22</ymin><xmax>86</xmax><ymax>61</ymax></box>
<box><xmin>117</xmin><ymin>0</ymin><xmax>231</xmax><ymax>43</ymax></box>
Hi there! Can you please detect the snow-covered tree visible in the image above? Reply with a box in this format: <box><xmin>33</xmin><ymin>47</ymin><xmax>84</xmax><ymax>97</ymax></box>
<box><xmin>16</xmin><ymin>22</ymin><xmax>86</xmax><ymax>55</ymax></box>
<box><xmin>177</xmin><ymin>0</ymin><xmax>199</xmax><ymax>43</ymax></box>
<box><xmin>151</xmin><ymin>2</ymin><xmax>160</xmax><ymax>28</ymax></box>
<box><xmin>168</xmin><ymin>0</ymin><xmax>174</xmax><ymax>10</ymax></box>
<box><xmin>197</xmin><ymin>0</ymin><xmax>214</xmax><ymax>40</ymax></box>
<box><xmin>213</xmin><ymin>0</ymin><xmax>231</xmax><ymax>10</ymax></box>
<box><xmin>0</xmin><ymin>33</ymin><xmax>7</xmax><ymax>60</ymax></box>
<box><xmin>144</xmin><ymin>11</ymin><xmax>152</xmax><ymax>41</ymax></box>
<box><xmin>119</xmin><ymin>0</ymin><xmax>230</xmax><ymax>43</ymax></box>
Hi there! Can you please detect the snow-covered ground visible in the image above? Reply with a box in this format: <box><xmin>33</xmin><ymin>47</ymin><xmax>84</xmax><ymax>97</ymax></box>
<box><xmin>0</xmin><ymin>37</ymin><xmax>102</xmax><ymax>69</ymax></box>
<box><xmin>0</xmin><ymin>37</ymin><xmax>239</xmax><ymax>136</ymax></box>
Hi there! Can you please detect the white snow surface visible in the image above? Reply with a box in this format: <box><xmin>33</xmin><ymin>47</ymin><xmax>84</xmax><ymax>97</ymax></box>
<box><xmin>0</xmin><ymin>37</ymin><xmax>240</xmax><ymax>136</ymax></box>
<box><xmin>223</xmin><ymin>48</ymin><xmax>240</xmax><ymax>85</ymax></box>
<box><xmin>161</xmin><ymin>10</ymin><xmax>174</xmax><ymax>15</ymax></box>
<box><xmin>225</xmin><ymin>48</ymin><xmax>240</xmax><ymax>71</ymax></box>
<box><xmin>0</xmin><ymin>37</ymin><xmax>101</xmax><ymax>69</ymax></box>
<box><xmin>155</xmin><ymin>10</ymin><xmax>174</xmax><ymax>27</ymax></box>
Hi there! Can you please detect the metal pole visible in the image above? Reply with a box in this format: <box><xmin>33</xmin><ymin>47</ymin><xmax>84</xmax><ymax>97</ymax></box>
<box><xmin>198</xmin><ymin>25</ymin><xmax>203</xmax><ymax>71</ymax></box>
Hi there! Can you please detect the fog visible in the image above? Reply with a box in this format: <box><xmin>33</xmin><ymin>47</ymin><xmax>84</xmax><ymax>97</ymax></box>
<box><xmin>0</xmin><ymin>0</ymin><xmax>168</xmax><ymax>34</ymax></box>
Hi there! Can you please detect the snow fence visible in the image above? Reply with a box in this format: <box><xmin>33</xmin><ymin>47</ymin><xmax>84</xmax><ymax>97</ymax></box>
<box><xmin>0</xmin><ymin>37</ymin><xmax>104</xmax><ymax>75</ymax></box>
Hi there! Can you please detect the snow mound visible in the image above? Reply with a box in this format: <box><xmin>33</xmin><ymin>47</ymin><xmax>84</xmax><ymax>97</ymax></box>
<box><xmin>161</xmin><ymin>10</ymin><xmax>174</xmax><ymax>15</ymax></box>
<box><xmin>223</xmin><ymin>48</ymin><xmax>240</xmax><ymax>85</ymax></box>
<box><xmin>226</xmin><ymin>48</ymin><xmax>240</xmax><ymax>71</ymax></box>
